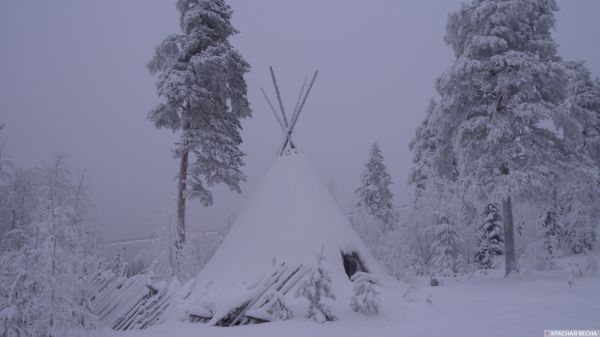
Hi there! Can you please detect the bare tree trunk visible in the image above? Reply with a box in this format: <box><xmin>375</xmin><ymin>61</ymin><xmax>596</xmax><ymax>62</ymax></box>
<box><xmin>501</xmin><ymin>164</ymin><xmax>517</xmax><ymax>276</ymax></box>
<box><xmin>502</xmin><ymin>195</ymin><xmax>517</xmax><ymax>276</ymax></box>
<box><xmin>176</xmin><ymin>150</ymin><xmax>188</xmax><ymax>249</ymax></box>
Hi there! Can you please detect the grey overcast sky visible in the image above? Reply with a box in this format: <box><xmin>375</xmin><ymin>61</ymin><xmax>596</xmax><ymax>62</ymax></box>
<box><xmin>1</xmin><ymin>1</ymin><xmax>599</xmax><ymax>240</ymax></box>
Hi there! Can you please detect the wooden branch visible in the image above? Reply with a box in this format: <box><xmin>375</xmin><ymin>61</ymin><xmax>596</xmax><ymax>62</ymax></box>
<box><xmin>260</xmin><ymin>87</ymin><xmax>284</xmax><ymax>131</ymax></box>
<box><xmin>291</xmin><ymin>71</ymin><xmax>318</xmax><ymax>130</ymax></box>
<box><xmin>291</xmin><ymin>77</ymin><xmax>308</xmax><ymax>126</ymax></box>
<box><xmin>269</xmin><ymin>66</ymin><xmax>289</xmax><ymax>127</ymax></box>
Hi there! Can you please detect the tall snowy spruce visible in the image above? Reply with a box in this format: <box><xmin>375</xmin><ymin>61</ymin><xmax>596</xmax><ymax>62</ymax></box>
<box><xmin>147</xmin><ymin>0</ymin><xmax>251</xmax><ymax>249</ymax></box>
<box><xmin>356</xmin><ymin>143</ymin><xmax>397</xmax><ymax>232</ymax></box>
<box><xmin>475</xmin><ymin>203</ymin><xmax>504</xmax><ymax>269</ymax></box>
<box><xmin>425</xmin><ymin>0</ymin><xmax>595</xmax><ymax>276</ymax></box>
<box><xmin>408</xmin><ymin>99</ymin><xmax>441</xmax><ymax>201</ymax></box>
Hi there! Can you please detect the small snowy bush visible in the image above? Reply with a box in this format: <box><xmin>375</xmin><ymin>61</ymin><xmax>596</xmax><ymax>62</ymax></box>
<box><xmin>350</xmin><ymin>272</ymin><xmax>381</xmax><ymax>315</ymax></box>
<box><xmin>265</xmin><ymin>291</ymin><xmax>293</xmax><ymax>321</ymax></box>
<box><xmin>475</xmin><ymin>203</ymin><xmax>504</xmax><ymax>269</ymax></box>
<box><xmin>295</xmin><ymin>246</ymin><xmax>336</xmax><ymax>323</ymax></box>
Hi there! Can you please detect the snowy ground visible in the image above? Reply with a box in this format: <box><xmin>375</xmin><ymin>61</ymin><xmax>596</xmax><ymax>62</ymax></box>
<box><xmin>101</xmin><ymin>265</ymin><xmax>599</xmax><ymax>337</ymax></box>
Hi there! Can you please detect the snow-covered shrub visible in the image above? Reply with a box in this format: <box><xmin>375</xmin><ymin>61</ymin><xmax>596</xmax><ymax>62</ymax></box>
<box><xmin>535</xmin><ymin>207</ymin><xmax>564</xmax><ymax>269</ymax></box>
<box><xmin>295</xmin><ymin>246</ymin><xmax>336</xmax><ymax>323</ymax></box>
<box><xmin>265</xmin><ymin>291</ymin><xmax>293</xmax><ymax>321</ymax></box>
<box><xmin>564</xmin><ymin>223</ymin><xmax>596</xmax><ymax>255</ymax></box>
<box><xmin>350</xmin><ymin>272</ymin><xmax>381</xmax><ymax>315</ymax></box>
<box><xmin>425</xmin><ymin>214</ymin><xmax>463</xmax><ymax>278</ymax></box>
<box><xmin>475</xmin><ymin>203</ymin><xmax>504</xmax><ymax>269</ymax></box>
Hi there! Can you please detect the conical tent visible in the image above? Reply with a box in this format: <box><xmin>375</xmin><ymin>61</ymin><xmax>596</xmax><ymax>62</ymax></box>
<box><xmin>200</xmin><ymin>153</ymin><xmax>391</xmax><ymax>284</ymax></box>
<box><xmin>174</xmin><ymin>153</ymin><xmax>394</xmax><ymax>326</ymax></box>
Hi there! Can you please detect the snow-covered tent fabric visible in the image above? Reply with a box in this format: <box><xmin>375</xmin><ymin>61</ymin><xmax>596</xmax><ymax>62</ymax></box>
<box><xmin>172</xmin><ymin>153</ymin><xmax>394</xmax><ymax>326</ymax></box>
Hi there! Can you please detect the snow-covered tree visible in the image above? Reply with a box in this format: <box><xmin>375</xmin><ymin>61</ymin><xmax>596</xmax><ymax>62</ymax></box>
<box><xmin>0</xmin><ymin>168</ymin><xmax>39</xmax><ymax>248</ymax></box>
<box><xmin>558</xmin><ymin>61</ymin><xmax>600</xmax><ymax>253</ymax></box>
<box><xmin>475</xmin><ymin>203</ymin><xmax>504</xmax><ymax>269</ymax></box>
<box><xmin>425</xmin><ymin>213</ymin><xmax>463</xmax><ymax>279</ymax></box>
<box><xmin>409</xmin><ymin>99</ymin><xmax>444</xmax><ymax>201</ymax></box>
<box><xmin>264</xmin><ymin>291</ymin><xmax>293</xmax><ymax>321</ymax></box>
<box><xmin>536</xmin><ymin>201</ymin><xmax>563</xmax><ymax>268</ymax></box>
<box><xmin>356</xmin><ymin>143</ymin><xmax>397</xmax><ymax>231</ymax></box>
<box><xmin>144</xmin><ymin>211</ymin><xmax>179</xmax><ymax>280</ymax></box>
<box><xmin>563</xmin><ymin>61</ymin><xmax>600</xmax><ymax>169</ymax></box>
<box><xmin>409</xmin><ymin>170</ymin><xmax>468</xmax><ymax>278</ymax></box>
<box><xmin>559</xmin><ymin>182</ymin><xmax>598</xmax><ymax>254</ymax></box>
<box><xmin>147</xmin><ymin>0</ymin><xmax>251</xmax><ymax>248</ymax></box>
<box><xmin>421</xmin><ymin>0</ymin><xmax>596</xmax><ymax>276</ymax></box>
<box><xmin>350</xmin><ymin>272</ymin><xmax>381</xmax><ymax>315</ymax></box>
<box><xmin>0</xmin><ymin>155</ymin><xmax>98</xmax><ymax>337</ymax></box>
<box><xmin>295</xmin><ymin>246</ymin><xmax>336</xmax><ymax>323</ymax></box>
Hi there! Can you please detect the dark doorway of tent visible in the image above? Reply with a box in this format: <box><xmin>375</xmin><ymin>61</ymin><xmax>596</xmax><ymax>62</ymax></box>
<box><xmin>341</xmin><ymin>251</ymin><xmax>368</xmax><ymax>279</ymax></box>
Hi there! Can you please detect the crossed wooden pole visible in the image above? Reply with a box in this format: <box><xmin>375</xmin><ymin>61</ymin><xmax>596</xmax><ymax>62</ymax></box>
<box><xmin>261</xmin><ymin>66</ymin><xmax>319</xmax><ymax>156</ymax></box>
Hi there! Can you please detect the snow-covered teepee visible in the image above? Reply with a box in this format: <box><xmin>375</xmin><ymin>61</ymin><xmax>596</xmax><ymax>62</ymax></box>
<box><xmin>169</xmin><ymin>68</ymin><xmax>394</xmax><ymax>326</ymax></box>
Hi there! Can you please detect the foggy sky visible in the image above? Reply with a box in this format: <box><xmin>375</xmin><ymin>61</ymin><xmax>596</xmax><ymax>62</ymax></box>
<box><xmin>1</xmin><ymin>1</ymin><xmax>599</xmax><ymax>241</ymax></box>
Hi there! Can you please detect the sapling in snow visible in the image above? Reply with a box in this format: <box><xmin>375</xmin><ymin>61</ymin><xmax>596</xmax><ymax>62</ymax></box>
<box><xmin>537</xmin><ymin>204</ymin><xmax>563</xmax><ymax>269</ymax></box>
<box><xmin>350</xmin><ymin>272</ymin><xmax>381</xmax><ymax>315</ymax></box>
<box><xmin>295</xmin><ymin>246</ymin><xmax>336</xmax><ymax>323</ymax></box>
<box><xmin>475</xmin><ymin>203</ymin><xmax>504</xmax><ymax>269</ymax></box>
<box><xmin>265</xmin><ymin>291</ymin><xmax>293</xmax><ymax>321</ymax></box>
<box><xmin>425</xmin><ymin>214</ymin><xmax>462</xmax><ymax>279</ymax></box>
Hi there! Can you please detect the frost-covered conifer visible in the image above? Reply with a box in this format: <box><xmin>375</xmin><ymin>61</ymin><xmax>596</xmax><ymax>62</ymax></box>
<box><xmin>265</xmin><ymin>291</ymin><xmax>293</xmax><ymax>321</ymax></box>
<box><xmin>558</xmin><ymin>62</ymin><xmax>600</xmax><ymax>253</ymax></box>
<box><xmin>563</xmin><ymin>62</ymin><xmax>600</xmax><ymax>169</ymax></box>
<box><xmin>420</xmin><ymin>0</ymin><xmax>594</xmax><ymax>276</ymax></box>
<box><xmin>475</xmin><ymin>203</ymin><xmax>504</xmax><ymax>269</ymax></box>
<box><xmin>350</xmin><ymin>272</ymin><xmax>381</xmax><ymax>315</ymax></box>
<box><xmin>356</xmin><ymin>143</ymin><xmax>397</xmax><ymax>232</ymax></box>
<box><xmin>0</xmin><ymin>168</ymin><xmax>39</xmax><ymax>247</ymax></box>
<box><xmin>425</xmin><ymin>214</ymin><xmax>463</xmax><ymax>278</ymax></box>
<box><xmin>559</xmin><ymin>185</ymin><xmax>597</xmax><ymax>254</ymax></box>
<box><xmin>295</xmin><ymin>246</ymin><xmax>336</xmax><ymax>323</ymax></box>
<box><xmin>536</xmin><ymin>204</ymin><xmax>563</xmax><ymax>268</ymax></box>
<box><xmin>0</xmin><ymin>155</ymin><xmax>97</xmax><ymax>337</ymax></box>
<box><xmin>147</xmin><ymin>0</ymin><xmax>251</xmax><ymax>247</ymax></box>
<box><xmin>409</xmin><ymin>99</ymin><xmax>444</xmax><ymax>201</ymax></box>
